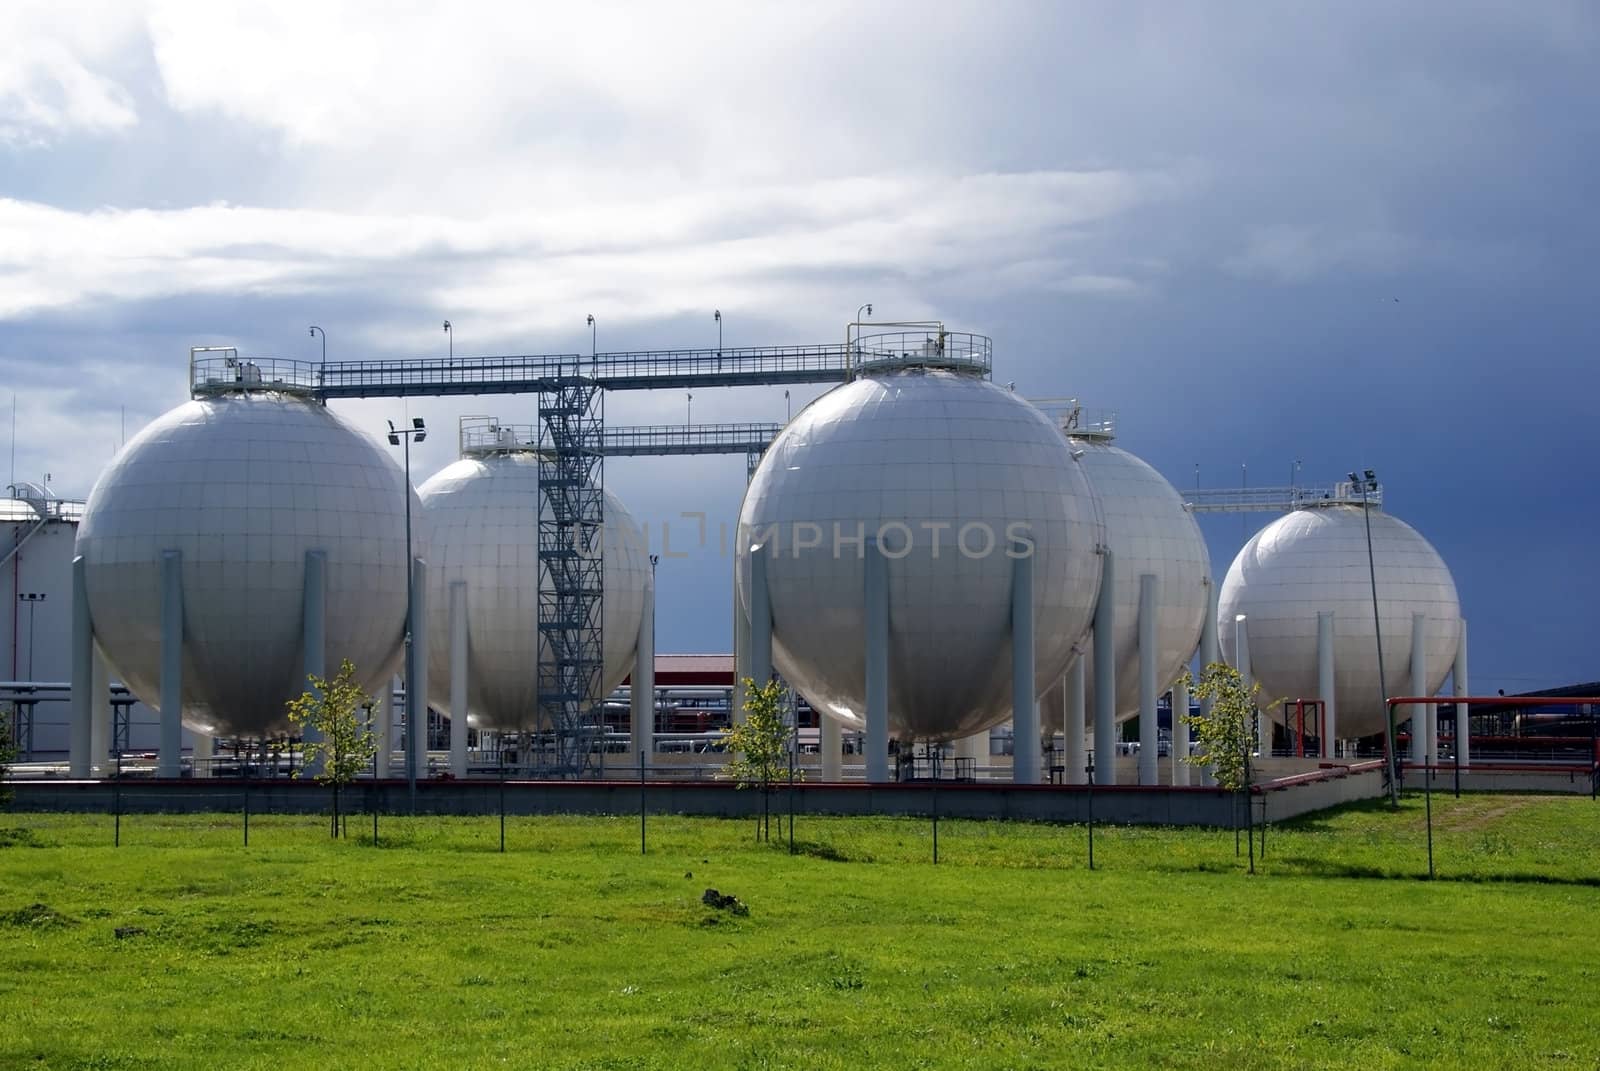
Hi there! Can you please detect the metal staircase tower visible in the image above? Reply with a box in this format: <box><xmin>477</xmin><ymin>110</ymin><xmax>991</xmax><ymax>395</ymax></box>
<box><xmin>533</xmin><ymin>367</ymin><xmax>605</xmax><ymax>777</ymax></box>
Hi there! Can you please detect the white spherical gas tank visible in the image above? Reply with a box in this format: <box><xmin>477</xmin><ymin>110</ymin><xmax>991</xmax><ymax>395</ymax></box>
<box><xmin>737</xmin><ymin>368</ymin><xmax>1101</xmax><ymax>741</ymax></box>
<box><xmin>1046</xmin><ymin>438</ymin><xmax>1210</xmax><ymax>728</ymax></box>
<box><xmin>419</xmin><ymin>451</ymin><xmax>650</xmax><ymax>731</ymax></box>
<box><xmin>1218</xmin><ymin>506</ymin><xmax>1461</xmax><ymax>737</ymax></box>
<box><xmin>76</xmin><ymin>394</ymin><xmax>415</xmax><ymax>736</ymax></box>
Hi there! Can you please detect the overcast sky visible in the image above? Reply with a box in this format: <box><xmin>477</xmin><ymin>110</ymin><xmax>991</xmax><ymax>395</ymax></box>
<box><xmin>3</xmin><ymin>1</ymin><xmax>1596</xmax><ymax>695</ymax></box>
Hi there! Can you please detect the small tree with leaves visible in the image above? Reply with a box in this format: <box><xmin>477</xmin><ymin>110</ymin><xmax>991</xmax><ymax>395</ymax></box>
<box><xmin>1180</xmin><ymin>662</ymin><xmax>1262</xmax><ymax>792</ymax></box>
<box><xmin>724</xmin><ymin>677</ymin><xmax>801</xmax><ymax>841</ymax></box>
<box><xmin>286</xmin><ymin>659</ymin><xmax>377</xmax><ymax>839</ymax></box>
<box><xmin>1181</xmin><ymin>661</ymin><xmax>1272</xmax><ymax>864</ymax></box>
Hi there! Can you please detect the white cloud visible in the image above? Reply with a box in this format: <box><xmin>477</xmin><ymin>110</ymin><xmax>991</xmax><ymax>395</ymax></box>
<box><xmin>0</xmin><ymin>167</ymin><xmax>1176</xmax><ymax>335</ymax></box>
<box><xmin>0</xmin><ymin>2</ymin><xmax>142</xmax><ymax>144</ymax></box>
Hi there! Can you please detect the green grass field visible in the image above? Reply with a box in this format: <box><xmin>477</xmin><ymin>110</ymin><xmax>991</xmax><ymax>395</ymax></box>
<box><xmin>2</xmin><ymin>794</ymin><xmax>1598</xmax><ymax>1070</ymax></box>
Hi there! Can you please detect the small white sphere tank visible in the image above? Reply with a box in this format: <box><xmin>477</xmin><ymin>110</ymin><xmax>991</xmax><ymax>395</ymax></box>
<box><xmin>418</xmin><ymin>450</ymin><xmax>650</xmax><ymax>731</ymax></box>
<box><xmin>737</xmin><ymin>368</ymin><xmax>1102</xmax><ymax>741</ymax></box>
<box><xmin>1218</xmin><ymin>505</ymin><xmax>1461</xmax><ymax>738</ymax></box>
<box><xmin>75</xmin><ymin>394</ymin><xmax>416</xmax><ymax>737</ymax></box>
<box><xmin>1046</xmin><ymin>437</ymin><xmax>1211</xmax><ymax>727</ymax></box>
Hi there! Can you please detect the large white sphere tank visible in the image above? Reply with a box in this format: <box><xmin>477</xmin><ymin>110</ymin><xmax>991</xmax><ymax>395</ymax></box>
<box><xmin>75</xmin><ymin>393</ymin><xmax>417</xmax><ymax>736</ymax></box>
<box><xmin>1218</xmin><ymin>505</ymin><xmax>1461</xmax><ymax>738</ymax></box>
<box><xmin>1044</xmin><ymin>433</ymin><xmax>1211</xmax><ymax>727</ymax></box>
<box><xmin>737</xmin><ymin>366</ymin><xmax>1103</xmax><ymax>741</ymax></box>
<box><xmin>418</xmin><ymin>445</ymin><xmax>650</xmax><ymax>731</ymax></box>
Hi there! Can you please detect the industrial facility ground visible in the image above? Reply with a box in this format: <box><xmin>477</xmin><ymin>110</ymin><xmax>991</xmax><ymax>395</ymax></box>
<box><xmin>3</xmin><ymin>795</ymin><xmax>1598</xmax><ymax>1069</ymax></box>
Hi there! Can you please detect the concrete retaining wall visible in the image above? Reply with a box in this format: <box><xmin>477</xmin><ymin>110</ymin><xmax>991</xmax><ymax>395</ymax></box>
<box><xmin>6</xmin><ymin>769</ymin><xmax>1397</xmax><ymax>828</ymax></box>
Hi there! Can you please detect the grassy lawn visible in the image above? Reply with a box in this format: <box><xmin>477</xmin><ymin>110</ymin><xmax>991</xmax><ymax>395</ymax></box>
<box><xmin>1</xmin><ymin>794</ymin><xmax>1597</xmax><ymax>1069</ymax></box>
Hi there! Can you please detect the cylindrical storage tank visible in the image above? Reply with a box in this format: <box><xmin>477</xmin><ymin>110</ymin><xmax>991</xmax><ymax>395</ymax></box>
<box><xmin>75</xmin><ymin>394</ymin><xmax>417</xmax><ymax>737</ymax></box>
<box><xmin>418</xmin><ymin>445</ymin><xmax>650</xmax><ymax>731</ymax></box>
<box><xmin>1217</xmin><ymin>505</ymin><xmax>1461</xmax><ymax>737</ymax></box>
<box><xmin>1045</xmin><ymin>436</ymin><xmax>1210</xmax><ymax>727</ymax></box>
<box><xmin>737</xmin><ymin>366</ymin><xmax>1102</xmax><ymax>741</ymax></box>
<box><xmin>2</xmin><ymin>486</ymin><xmax>80</xmax><ymax>687</ymax></box>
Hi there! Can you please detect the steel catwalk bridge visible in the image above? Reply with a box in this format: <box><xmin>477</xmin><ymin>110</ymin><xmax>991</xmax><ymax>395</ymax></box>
<box><xmin>188</xmin><ymin>332</ymin><xmax>987</xmax><ymax>778</ymax></box>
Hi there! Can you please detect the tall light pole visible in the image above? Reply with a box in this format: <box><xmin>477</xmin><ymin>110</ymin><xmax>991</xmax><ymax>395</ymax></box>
<box><xmin>1350</xmin><ymin>468</ymin><xmax>1396</xmax><ymax>804</ymax></box>
<box><xmin>17</xmin><ymin>592</ymin><xmax>44</xmax><ymax>680</ymax></box>
<box><xmin>847</xmin><ymin>303</ymin><xmax>873</xmax><ymax>380</ymax></box>
<box><xmin>686</xmin><ymin>392</ymin><xmax>692</xmax><ymax>426</ymax></box>
<box><xmin>308</xmin><ymin>325</ymin><xmax>326</xmax><ymax>365</ymax></box>
<box><xmin>587</xmin><ymin>314</ymin><xmax>598</xmax><ymax>376</ymax></box>
<box><xmin>443</xmin><ymin>320</ymin><xmax>453</xmax><ymax>359</ymax></box>
<box><xmin>714</xmin><ymin>309</ymin><xmax>722</xmax><ymax>353</ymax></box>
<box><xmin>389</xmin><ymin>417</ymin><xmax>427</xmax><ymax>804</ymax></box>
<box><xmin>784</xmin><ymin>390</ymin><xmax>791</xmax><ymax>422</ymax></box>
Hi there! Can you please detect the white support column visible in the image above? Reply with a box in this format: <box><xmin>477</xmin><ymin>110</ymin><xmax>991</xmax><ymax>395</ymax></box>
<box><xmin>449</xmin><ymin>580</ymin><xmax>469</xmax><ymax>778</ymax></box>
<box><xmin>1092</xmin><ymin>548</ymin><xmax>1117</xmax><ymax>786</ymax></box>
<box><xmin>1410</xmin><ymin>611</ymin><xmax>1428</xmax><ymax>766</ymax></box>
<box><xmin>631</xmin><ymin>582</ymin><xmax>655</xmax><ymax>766</ymax></box>
<box><xmin>91</xmin><ymin>645</ymin><xmax>110</xmax><ymax>773</ymax></box>
<box><xmin>1011</xmin><ymin>550</ymin><xmax>1039</xmax><ymax>784</ymax></box>
<box><xmin>1317</xmin><ymin>610</ymin><xmax>1337</xmax><ymax>759</ymax></box>
<box><xmin>1171</xmin><ymin>673</ymin><xmax>1190</xmax><ymax>786</ymax></box>
<box><xmin>1065</xmin><ymin>660</ymin><xmax>1087</xmax><ymax>786</ymax></box>
<box><xmin>69</xmin><ymin>555</ymin><xmax>93</xmax><ymax>778</ymax></box>
<box><xmin>192</xmin><ymin>731</ymin><xmax>213</xmax><ymax>778</ymax></box>
<box><xmin>1199</xmin><ymin>578</ymin><xmax>1219</xmax><ymax>723</ymax></box>
<box><xmin>158</xmin><ymin>549</ymin><xmax>184</xmax><ymax>778</ymax></box>
<box><xmin>1137</xmin><ymin>573</ymin><xmax>1160</xmax><ymax>786</ymax></box>
<box><xmin>821</xmin><ymin>716</ymin><xmax>842</xmax><ymax>781</ymax></box>
<box><xmin>410</xmin><ymin>557</ymin><xmax>429</xmax><ymax>782</ymax></box>
<box><xmin>1235</xmin><ymin>614</ymin><xmax>1262</xmax><ymax>756</ymax></box>
<box><xmin>1454</xmin><ymin>619</ymin><xmax>1470</xmax><ymax>769</ymax></box>
<box><xmin>732</xmin><ymin>551</ymin><xmax>749</xmax><ymax>726</ymax></box>
<box><xmin>864</xmin><ymin>537</ymin><xmax>890</xmax><ymax>783</ymax></box>
<box><xmin>750</xmin><ymin>544</ymin><xmax>772</xmax><ymax>689</ymax></box>
<box><xmin>301</xmin><ymin>550</ymin><xmax>327</xmax><ymax>777</ymax></box>
<box><xmin>374</xmin><ymin>676</ymin><xmax>395</xmax><ymax>778</ymax></box>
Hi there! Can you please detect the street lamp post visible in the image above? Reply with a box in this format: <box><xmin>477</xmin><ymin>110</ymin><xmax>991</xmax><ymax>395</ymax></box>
<box><xmin>389</xmin><ymin>418</ymin><xmax>427</xmax><ymax>805</ymax></box>
<box><xmin>17</xmin><ymin>592</ymin><xmax>44</xmax><ymax>680</ymax></box>
<box><xmin>848</xmin><ymin>303</ymin><xmax>873</xmax><ymax>379</ymax></box>
<box><xmin>784</xmin><ymin>390</ymin><xmax>791</xmax><ymax>422</ymax></box>
<box><xmin>309</xmin><ymin>326</ymin><xmax>326</xmax><ymax>394</ymax></box>
<box><xmin>1349</xmin><ymin>468</ymin><xmax>1396</xmax><ymax>805</ymax></box>
<box><xmin>714</xmin><ymin>309</ymin><xmax>722</xmax><ymax>355</ymax></box>
<box><xmin>686</xmin><ymin>392</ymin><xmax>692</xmax><ymax>426</ymax></box>
<box><xmin>443</xmin><ymin>321</ymin><xmax>453</xmax><ymax>359</ymax></box>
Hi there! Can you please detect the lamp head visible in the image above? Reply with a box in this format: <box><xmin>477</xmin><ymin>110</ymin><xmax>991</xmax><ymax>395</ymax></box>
<box><xmin>443</xmin><ymin>320</ymin><xmax>451</xmax><ymax>332</ymax></box>
<box><xmin>587</xmin><ymin>314</ymin><xmax>594</xmax><ymax>326</ymax></box>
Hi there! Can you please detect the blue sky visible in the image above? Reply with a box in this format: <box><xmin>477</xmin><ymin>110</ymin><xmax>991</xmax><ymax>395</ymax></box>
<box><xmin>2</xmin><ymin>1</ymin><xmax>1596</xmax><ymax>694</ymax></box>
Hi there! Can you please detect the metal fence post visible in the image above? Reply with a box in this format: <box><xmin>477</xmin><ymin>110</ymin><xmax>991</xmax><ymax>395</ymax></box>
<box><xmin>1085</xmin><ymin>757</ymin><xmax>1095</xmax><ymax>871</ymax></box>
<box><xmin>1425</xmin><ymin>752</ymin><xmax>1435</xmax><ymax>880</ymax></box>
